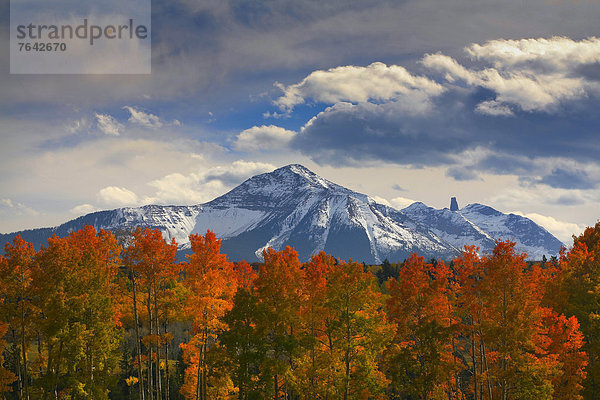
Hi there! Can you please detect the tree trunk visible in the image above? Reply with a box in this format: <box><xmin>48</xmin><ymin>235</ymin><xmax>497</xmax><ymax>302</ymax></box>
<box><xmin>471</xmin><ymin>326</ymin><xmax>478</xmax><ymax>400</ymax></box>
<box><xmin>37</xmin><ymin>332</ymin><xmax>42</xmax><ymax>376</ymax></box>
<box><xmin>164</xmin><ymin>321</ymin><xmax>170</xmax><ymax>400</ymax></box>
<box><xmin>343</xmin><ymin>295</ymin><xmax>351</xmax><ymax>400</ymax></box>
<box><xmin>196</xmin><ymin>340</ymin><xmax>204</xmax><ymax>400</ymax></box>
<box><xmin>147</xmin><ymin>290</ymin><xmax>154</xmax><ymax>400</ymax></box>
<box><xmin>202</xmin><ymin>327</ymin><xmax>208</xmax><ymax>400</ymax></box>
<box><xmin>54</xmin><ymin>339</ymin><xmax>64</xmax><ymax>400</ymax></box>
<box><xmin>344</xmin><ymin>349</ymin><xmax>350</xmax><ymax>400</ymax></box>
<box><xmin>14</xmin><ymin>329</ymin><xmax>23</xmax><ymax>400</ymax></box>
<box><xmin>132</xmin><ymin>273</ymin><xmax>146</xmax><ymax>400</ymax></box>
<box><xmin>42</xmin><ymin>341</ymin><xmax>53</xmax><ymax>400</ymax></box>
<box><xmin>154</xmin><ymin>291</ymin><xmax>162</xmax><ymax>400</ymax></box>
<box><xmin>480</xmin><ymin>336</ymin><xmax>492</xmax><ymax>400</ymax></box>
<box><xmin>21</xmin><ymin>294</ymin><xmax>30</xmax><ymax>400</ymax></box>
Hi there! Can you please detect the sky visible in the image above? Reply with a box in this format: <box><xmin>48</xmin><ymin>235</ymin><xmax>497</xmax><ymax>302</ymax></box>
<box><xmin>1</xmin><ymin>0</ymin><xmax>599</xmax><ymax>245</ymax></box>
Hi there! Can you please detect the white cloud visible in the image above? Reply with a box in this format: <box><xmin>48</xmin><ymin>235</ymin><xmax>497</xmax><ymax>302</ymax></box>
<box><xmin>466</xmin><ymin>36</ymin><xmax>600</xmax><ymax>71</ymax></box>
<box><xmin>97</xmin><ymin>186</ymin><xmax>139</xmax><ymax>206</ymax></box>
<box><xmin>390</xmin><ymin>196</ymin><xmax>417</xmax><ymax>210</ymax></box>
<box><xmin>475</xmin><ymin>100</ymin><xmax>514</xmax><ymax>116</ymax></box>
<box><xmin>263</xmin><ymin>111</ymin><xmax>289</xmax><ymax>119</ymax></box>
<box><xmin>144</xmin><ymin>172</ymin><xmax>215</xmax><ymax>205</ymax></box>
<box><xmin>65</xmin><ymin>117</ymin><xmax>91</xmax><ymax>134</ymax></box>
<box><xmin>371</xmin><ymin>195</ymin><xmax>418</xmax><ymax>210</ymax></box>
<box><xmin>123</xmin><ymin>106</ymin><xmax>163</xmax><ymax>129</ymax></box>
<box><xmin>512</xmin><ymin>211</ymin><xmax>587</xmax><ymax>245</ymax></box>
<box><xmin>95</xmin><ymin>113</ymin><xmax>124</xmax><ymax>136</ymax></box>
<box><xmin>206</xmin><ymin>160</ymin><xmax>276</xmax><ymax>182</ymax></box>
<box><xmin>234</xmin><ymin>125</ymin><xmax>297</xmax><ymax>152</ymax></box>
<box><xmin>274</xmin><ymin>62</ymin><xmax>445</xmax><ymax>113</ymax></box>
<box><xmin>423</xmin><ymin>36</ymin><xmax>600</xmax><ymax>113</ymax></box>
<box><xmin>144</xmin><ymin>160</ymin><xmax>276</xmax><ymax>205</ymax></box>
<box><xmin>370</xmin><ymin>196</ymin><xmax>391</xmax><ymax>206</ymax></box>
<box><xmin>0</xmin><ymin>198</ymin><xmax>39</xmax><ymax>216</ymax></box>
<box><xmin>70</xmin><ymin>203</ymin><xmax>98</xmax><ymax>215</ymax></box>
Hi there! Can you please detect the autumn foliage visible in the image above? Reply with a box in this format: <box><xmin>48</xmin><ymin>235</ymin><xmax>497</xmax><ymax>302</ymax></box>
<box><xmin>0</xmin><ymin>225</ymin><xmax>596</xmax><ymax>399</ymax></box>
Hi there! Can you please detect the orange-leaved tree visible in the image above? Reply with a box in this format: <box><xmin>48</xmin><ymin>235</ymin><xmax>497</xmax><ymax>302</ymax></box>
<box><xmin>542</xmin><ymin>309</ymin><xmax>587</xmax><ymax>400</ymax></box>
<box><xmin>181</xmin><ymin>230</ymin><xmax>237</xmax><ymax>400</ymax></box>
<box><xmin>385</xmin><ymin>254</ymin><xmax>459</xmax><ymax>399</ymax></box>
<box><xmin>221</xmin><ymin>260</ymin><xmax>262</xmax><ymax>400</ymax></box>
<box><xmin>124</xmin><ymin>227</ymin><xmax>179</xmax><ymax>400</ymax></box>
<box><xmin>0</xmin><ymin>235</ymin><xmax>35</xmax><ymax>399</ymax></box>
<box><xmin>33</xmin><ymin>226</ymin><xmax>122</xmax><ymax>398</ymax></box>
<box><xmin>454</xmin><ymin>241</ymin><xmax>562</xmax><ymax>399</ymax></box>
<box><xmin>0</xmin><ymin>320</ymin><xmax>17</xmax><ymax>394</ymax></box>
<box><xmin>323</xmin><ymin>259</ymin><xmax>394</xmax><ymax>400</ymax></box>
<box><xmin>253</xmin><ymin>246</ymin><xmax>305</xmax><ymax>400</ymax></box>
<box><xmin>547</xmin><ymin>222</ymin><xmax>599</xmax><ymax>398</ymax></box>
<box><xmin>294</xmin><ymin>251</ymin><xmax>336</xmax><ymax>399</ymax></box>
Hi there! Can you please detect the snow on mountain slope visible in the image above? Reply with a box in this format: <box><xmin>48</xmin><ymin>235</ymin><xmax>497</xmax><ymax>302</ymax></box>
<box><xmin>189</xmin><ymin>165</ymin><xmax>457</xmax><ymax>262</ymax></box>
<box><xmin>0</xmin><ymin>205</ymin><xmax>202</xmax><ymax>251</ymax></box>
<box><xmin>402</xmin><ymin>201</ymin><xmax>564</xmax><ymax>259</ymax></box>
<box><xmin>459</xmin><ymin>203</ymin><xmax>564</xmax><ymax>259</ymax></box>
<box><xmin>402</xmin><ymin>202</ymin><xmax>496</xmax><ymax>253</ymax></box>
<box><xmin>0</xmin><ymin>164</ymin><xmax>564</xmax><ymax>262</ymax></box>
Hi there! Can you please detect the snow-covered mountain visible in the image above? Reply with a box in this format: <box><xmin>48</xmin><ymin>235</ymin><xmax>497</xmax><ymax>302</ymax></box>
<box><xmin>402</xmin><ymin>201</ymin><xmax>564</xmax><ymax>260</ymax></box>
<box><xmin>0</xmin><ymin>165</ymin><xmax>564</xmax><ymax>262</ymax></box>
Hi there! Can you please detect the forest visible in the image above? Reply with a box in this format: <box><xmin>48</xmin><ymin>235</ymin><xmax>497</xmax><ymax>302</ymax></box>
<box><xmin>0</xmin><ymin>222</ymin><xmax>599</xmax><ymax>400</ymax></box>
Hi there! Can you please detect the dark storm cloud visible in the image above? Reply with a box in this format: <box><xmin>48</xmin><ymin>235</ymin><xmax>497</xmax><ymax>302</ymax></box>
<box><xmin>475</xmin><ymin>154</ymin><xmax>538</xmax><ymax>176</ymax></box>
<box><xmin>292</xmin><ymin>84</ymin><xmax>600</xmax><ymax>167</ymax></box>
<box><xmin>5</xmin><ymin>0</ymin><xmax>600</xmax><ymax>112</ymax></box>
<box><xmin>574</xmin><ymin>63</ymin><xmax>600</xmax><ymax>82</ymax></box>
<box><xmin>539</xmin><ymin>168</ymin><xmax>596</xmax><ymax>190</ymax></box>
<box><xmin>292</xmin><ymin>98</ymin><xmax>470</xmax><ymax>167</ymax></box>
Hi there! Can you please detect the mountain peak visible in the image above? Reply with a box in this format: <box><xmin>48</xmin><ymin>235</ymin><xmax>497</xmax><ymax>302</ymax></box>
<box><xmin>270</xmin><ymin>164</ymin><xmax>336</xmax><ymax>190</ymax></box>
<box><xmin>450</xmin><ymin>197</ymin><xmax>459</xmax><ymax>211</ymax></box>
<box><xmin>278</xmin><ymin>163</ymin><xmax>311</xmax><ymax>173</ymax></box>
<box><xmin>462</xmin><ymin>203</ymin><xmax>503</xmax><ymax>217</ymax></box>
<box><xmin>0</xmin><ymin>166</ymin><xmax>564</xmax><ymax>262</ymax></box>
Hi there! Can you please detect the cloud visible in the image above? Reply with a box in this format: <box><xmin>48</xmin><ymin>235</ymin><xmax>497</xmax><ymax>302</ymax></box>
<box><xmin>370</xmin><ymin>196</ymin><xmax>391</xmax><ymax>206</ymax></box>
<box><xmin>512</xmin><ymin>211</ymin><xmax>587</xmax><ymax>245</ymax></box>
<box><xmin>123</xmin><ymin>106</ymin><xmax>164</xmax><ymax>129</ymax></box>
<box><xmin>475</xmin><ymin>100</ymin><xmax>514</xmax><ymax>116</ymax></box>
<box><xmin>465</xmin><ymin>36</ymin><xmax>600</xmax><ymax>71</ymax></box>
<box><xmin>538</xmin><ymin>167</ymin><xmax>596</xmax><ymax>190</ymax></box>
<box><xmin>234</xmin><ymin>125</ymin><xmax>296</xmax><ymax>152</ymax></box>
<box><xmin>70</xmin><ymin>203</ymin><xmax>99</xmax><ymax>215</ymax></box>
<box><xmin>274</xmin><ymin>62</ymin><xmax>445</xmax><ymax>114</ymax></box>
<box><xmin>95</xmin><ymin>113</ymin><xmax>124</xmax><ymax>136</ymax></box>
<box><xmin>390</xmin><ymin>196</ymin><xmax>416</xmax><ymax>209</ymax></box>
<box><xmin>144</xmin><ymin>160</ymin><xmax>276</xmax><ymax>204</ymax></box>
<box><xmin>97</xmin><ymin>186</ymin><xmax>139</xmax><ymax>206</ymax></box>
<box><xmin>0</xmin><ymin>198</ymin><xmax>39</xmax><ymax>216</ymax></box>
<box><xmin>423</xmin><ymin>36</ymin><xmax>600</xmax><ymax>113</ymax></box>
<box><xmin>292</xmin><ymin>100</ymin><xmax>466</xmax><ymax>166</ymax></box>
<box><xmin>203</xmin><ymin>160</ymin><xmax>277</xmax><ymax>185</ymax></box>
<box><xmin>144</xmin><ymin>172</ymin><xmax>216</xmax><ymax>204</ymax></box>
<box><xmin>288</xmin><ymin>36</ymin><xmax>600</xmax><ymax>188</ymax></box>
<box><xmin>490</xmin><ymin>185</ymin><xmax>594</xmax><ymax>211</ymax></box>
<box><xmin>370</xmin><ymin>195</ymin><xmax>417</xmax><ymax>210</ymax></box>
<box><xmin>548</xmin><ymin>194</ymin><xmax>586</xmax><ymax>206</ymax></box>
<box><xmin>65</xmin><ymin>117</ymin><xmax>91</xmax><ymax>134</ymax></box>
<box><xmin>446</xmin><ymin>166</ymin><xmax>481</xmax><ymax>181</ymax></box>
